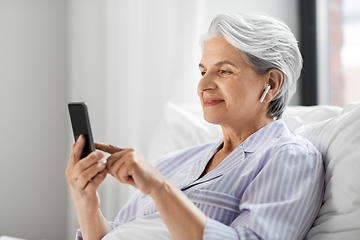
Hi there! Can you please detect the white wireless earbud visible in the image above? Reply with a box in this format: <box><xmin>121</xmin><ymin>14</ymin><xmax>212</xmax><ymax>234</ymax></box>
<box><xmin>260</xmin><ymin>84</ymin><xmax>271</xmax><ymax>102</ymax></box>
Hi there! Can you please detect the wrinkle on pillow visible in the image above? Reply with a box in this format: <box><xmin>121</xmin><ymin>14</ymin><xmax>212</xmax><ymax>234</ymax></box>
<box><xmin>102</xmin><ymin>212</ymin><xmax>172</xmax><ymax>240</ymax></box>
<box><xmin>296</xmin><ymin>104</ymin><xmax>360</xmax><ymax>240</ymax></box>
<box><xmin>282</xmin><ymin>105</ymin><xmax>343</xmax><ymax>125</ymax></box>
<box><xmin>282</xmin><ymin>105</ymin><xmax>342</xmax><ymax>133</ymax></box>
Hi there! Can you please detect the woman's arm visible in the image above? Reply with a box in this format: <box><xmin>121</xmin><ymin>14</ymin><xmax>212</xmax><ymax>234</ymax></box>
<box><xmin>74</xmin><ymin>207</ymin><xmax>112</xmax><ymax>240</ymax></box>
<box><xmin>66</xmin><ymin>136</ymin><xmax>112</xmax><ymax>240</ymax></box>
<box><xmin>149</xmin><ymin>177</ymin><xmax>207</xmax><ymax>240</ymax></box>
<box><xmin>96</xmin><ymin>143</ymin><xmax>207</xmax><ymax>240</ymax></box>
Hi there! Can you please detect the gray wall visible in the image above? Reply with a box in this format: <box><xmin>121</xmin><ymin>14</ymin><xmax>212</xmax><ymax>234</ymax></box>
<box><xmin>0</xmin><ymin>0</ymin><xmax>68</xmax><ymax>239</ymax></box>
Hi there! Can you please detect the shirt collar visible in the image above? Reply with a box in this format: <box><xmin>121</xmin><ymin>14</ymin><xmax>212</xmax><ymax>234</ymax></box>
<box><xmin>240</xmin><ymin>120</ymin><xmax>290</xmax><ymax>155</ymax></box>
<box><xmin>183</xmin><ymin>120</ymin><xmax>290</xmax><ymax>188</ymax></box>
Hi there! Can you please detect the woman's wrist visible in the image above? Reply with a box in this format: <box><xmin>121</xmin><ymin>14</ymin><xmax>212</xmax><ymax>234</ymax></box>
<box><xmin>77</xmin><ymin>207</ymin><xmax>112</xmax><ymax>240</ymax></box>
<box><xmin>147</xmin><ymin>174</ymin><xmax>170</xmax><ymax>199</ymax></box>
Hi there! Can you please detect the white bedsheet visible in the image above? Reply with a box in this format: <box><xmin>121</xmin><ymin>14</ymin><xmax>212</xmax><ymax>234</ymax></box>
<box><xmin>102</xmin><ymin>212</ymin><xmax>172</xmax><ymax>240</ymax></box>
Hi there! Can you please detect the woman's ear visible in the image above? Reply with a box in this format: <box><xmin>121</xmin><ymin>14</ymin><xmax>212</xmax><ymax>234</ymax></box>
<box><xmin>262</xmin><ymin>69</ymin><xmax>283</xmax><ymax>103</ymax></box>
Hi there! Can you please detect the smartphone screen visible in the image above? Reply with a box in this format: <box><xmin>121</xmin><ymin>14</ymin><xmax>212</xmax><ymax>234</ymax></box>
<box><xmin>68</xmin><ymin>102</ymin><xmax>95</xmax><ymax>158</ymax></box>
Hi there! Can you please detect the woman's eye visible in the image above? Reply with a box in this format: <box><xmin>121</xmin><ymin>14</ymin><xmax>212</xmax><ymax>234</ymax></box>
<box><xmin>219</xmin><ymin>70</ymin><xmax>232</xmax><ymax>75</ymax></box>
<box><xmin>201</xmin><ymin>71</ymin><xmax>206</xmax><ymax>76</ymax></box>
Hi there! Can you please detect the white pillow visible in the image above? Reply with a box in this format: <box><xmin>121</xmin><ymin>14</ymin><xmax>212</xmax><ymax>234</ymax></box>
<box><xmin>296</xmin><ymin>104</ymin><xmax>360</xmax><ymax>240</ymax></box>
<box><xmin>147</xmin><ymin>102</ymin><xmax>222</xmax><ymax>165</ymax></box>
<box><xmin>282</xmin><ymin>105</ymin><xmax>343</xmax><ymax>133</ymax></box>
<box><xmin>102</xmin><ymin>212</ymin><xmax>172</xmax><ymax>240</ymax></box>
<box><xmin>282</xmin><ymin>105</ymin><xmax>343</xmax><ymax>124</ymax></box>
<box><xmin>163</xmin><ymin>102</ymin><xmax>222</xmax><ymax>148</ymax></box>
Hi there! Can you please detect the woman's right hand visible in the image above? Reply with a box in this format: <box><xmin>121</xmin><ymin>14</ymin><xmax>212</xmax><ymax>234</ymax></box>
<box><xmin>66</xmin><ymin>135</ymin><xmax>107</xmax><ymax>216</ymax></box>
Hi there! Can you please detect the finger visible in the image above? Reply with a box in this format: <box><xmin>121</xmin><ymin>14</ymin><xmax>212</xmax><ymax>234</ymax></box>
<box><xmin>86</xmin><ymin>169</ymin><xmax>108</xmax><ymax>192</ymax></box>
<box><xmin>95</xmin><ymin>142</ymin><xmax>124</xmax><ymax>154</ymax></box>
<box><xmin>76</xmin><ymin>161</ymin><xmax>107</xmax><ymax>190</ymax></box>
<box><xmin>106</xmin><ymin>153</ymin><xmax>126</xmax><ymax>178</ymax></box>
<box><xmin>72</xmin><ymin>150</ymin><xmax>104</xmax><ymax>179</ymax></box>
<box><xmin>116</xmin><ymin>161</ymin><xmax>136</xmax><ymax>186</ymax></box>
<box><xmin>107</xmin><ymin>155</ymin><xmax>133</xmax><ymax>185</ymax></box>
<box><xmin>106</xmin><ymin>148</ymin><xmax>134</xmax><ymax>171</ymax></box>
<box><xmin>70</xmin><ymin>135</ymin><xmax>86</xmax><ymax>165</ymax></box>
<box><xmin>107</xmin><ymin>150</ymin><xmax>139</xmax><ymax>185</ymax></box>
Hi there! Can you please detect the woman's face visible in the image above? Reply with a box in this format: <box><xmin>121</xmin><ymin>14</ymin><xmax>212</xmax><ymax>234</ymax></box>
<box><xmin>198</xmin><ymin>37</ymin><xmax>268</xmax><ymax>128</ymax></box>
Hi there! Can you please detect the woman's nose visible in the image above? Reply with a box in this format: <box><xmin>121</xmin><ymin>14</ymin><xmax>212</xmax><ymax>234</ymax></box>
<box><xmin>197</xmin><ymin>74</ymin><xmax>217</xmax><ymax>93</ymax></box>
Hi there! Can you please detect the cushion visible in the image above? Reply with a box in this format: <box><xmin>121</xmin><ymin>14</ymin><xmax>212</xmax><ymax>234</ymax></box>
<box><xmin>163</xmin><ymin>102</ymin><xmax>222</xmax><ymax>148</ymax></box>
<box><xmin>146</xmin><ymin>102</ymin><xmax>222</xmax><ymax>165</ymax></box>
<box><xmin>296</xmin><ymin>104</ymin><xmax>360</xmax><ymax>240</ymax></box>
<box><xmin>282</xmin><ymin>105</ymin><xmax>343</xmax><ymax>133</ymax></box>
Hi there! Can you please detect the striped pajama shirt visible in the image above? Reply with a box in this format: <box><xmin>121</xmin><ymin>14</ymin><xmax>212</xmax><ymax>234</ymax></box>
<box><xmin>77</xmin><ymin>120</ymin><xmax>324</xmax><ymax>240</ymax></box>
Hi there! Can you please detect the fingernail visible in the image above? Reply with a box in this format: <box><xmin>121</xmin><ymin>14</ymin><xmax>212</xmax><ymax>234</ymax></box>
<box><xmin>99</xmin><ymin>159</ymin><xmax>107</xmax><ymax>165</ymax></box>
<box><xmin>95</xmin><ymin>151</ymin><xmax>103</xmax><ymax>158</ymax></box>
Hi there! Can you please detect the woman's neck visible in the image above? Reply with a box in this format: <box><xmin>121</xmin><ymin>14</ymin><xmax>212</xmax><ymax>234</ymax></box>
<box><xmin>220</xmin><ymin>117</ymin><xmax>274</xmax><ymax>153</ymax></box>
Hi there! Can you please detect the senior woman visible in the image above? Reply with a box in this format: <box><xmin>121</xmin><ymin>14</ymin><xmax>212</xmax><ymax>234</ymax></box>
<box><xmin>66</xmin><ymin>13</ymin><xmax>324</xmax><ymax>240</ymax></box>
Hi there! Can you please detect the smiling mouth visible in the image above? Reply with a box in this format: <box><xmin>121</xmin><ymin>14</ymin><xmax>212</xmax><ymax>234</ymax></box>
<box><xmin>203</xmin><ymin>99</ymin><xmax>224</xmax><ymax>107</ymax></box>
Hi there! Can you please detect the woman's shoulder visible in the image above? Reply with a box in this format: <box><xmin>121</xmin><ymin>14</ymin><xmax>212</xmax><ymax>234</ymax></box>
<box><xmin>278</xmin><ymin>120</ymin><xmax>321</xmax><ymax>154</ymax></box>
<box><xmin>245</xmin><ymin>120</ymin><xmax>318</xmax><ymax>154</ymax></box>
<box><xmin>264</xmin><ymin>121</ymin><xmax>323</xmax><ymax>169</ymax></box>
<box><xmin>253</xmin><ymin>120</ymin><xmax>322</xmax><ymax>166</ymax></box>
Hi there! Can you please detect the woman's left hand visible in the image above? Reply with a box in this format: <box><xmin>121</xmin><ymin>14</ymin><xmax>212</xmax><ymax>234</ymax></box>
<box><xmin>95</xmin><ymin>143</ymin><xmax>164</xmax><ymax>195</ymax></box>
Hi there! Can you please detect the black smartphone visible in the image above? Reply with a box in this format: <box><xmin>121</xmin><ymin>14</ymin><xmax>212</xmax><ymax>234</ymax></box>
<box><xmin>68</xmin><ymin>102</ymin><xmax>95</xmax><ymax>158</ymax></box>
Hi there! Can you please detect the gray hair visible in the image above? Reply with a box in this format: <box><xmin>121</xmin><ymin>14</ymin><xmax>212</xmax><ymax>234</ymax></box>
<box><xmin>200</xmin><ymin>13</ymin><xmax>303</xmax><ymax>119</ymax></box>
